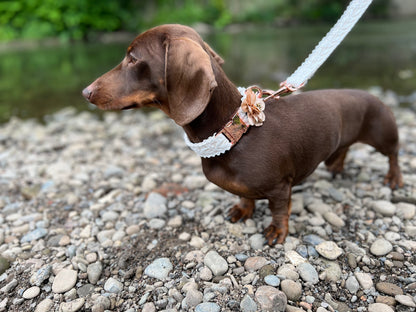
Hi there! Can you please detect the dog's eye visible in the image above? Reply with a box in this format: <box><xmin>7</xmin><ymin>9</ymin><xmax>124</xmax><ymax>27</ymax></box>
<box><xmin>128</xmin><ymin>54</ymin><xmax>138</xmax><ymax>65</ymax></box>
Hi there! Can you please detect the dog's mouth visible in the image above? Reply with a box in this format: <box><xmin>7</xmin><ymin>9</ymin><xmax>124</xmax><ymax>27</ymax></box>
<box><xmin>122</xmin><ymin>103</ymin><xmax>141</xmax><ymax>110</ymax></box>
<box><xmin>121</xmin><ymin>99</ymin><xmax>160</xmax><ymax>110</ymax></box>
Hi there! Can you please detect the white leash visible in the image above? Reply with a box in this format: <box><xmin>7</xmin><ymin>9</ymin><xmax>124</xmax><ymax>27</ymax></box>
<box><xmin>185</xmin><ymin>0</ymin><xmax>373</xmax><ymax>158</ymax></box>
<box><xmin>285</xmin><ymin>0</ymin><xmax>373</xmax><ymax>89</ymax></box>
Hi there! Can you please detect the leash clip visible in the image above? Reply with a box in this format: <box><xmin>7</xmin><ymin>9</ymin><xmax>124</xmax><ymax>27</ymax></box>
<box><xmin>264</xmin><ymin>81</ymin><xmax>304</xmax><ymax>101</ymax></box>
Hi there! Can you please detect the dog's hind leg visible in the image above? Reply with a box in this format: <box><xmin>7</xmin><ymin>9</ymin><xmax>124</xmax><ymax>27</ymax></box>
<box><xmin>325</xmin><ymin>146</ymin><xmax>349</xmax><ymax>177</ymax></box>
<box><xmin>384</xmin><ymin>152</ymin><xmax>403</xmax><ymax>189</ymax></box>
<box><xmin>360</xmin><ymin>113</ymin><xmax>403</xmax><ymax>189</ymax></box>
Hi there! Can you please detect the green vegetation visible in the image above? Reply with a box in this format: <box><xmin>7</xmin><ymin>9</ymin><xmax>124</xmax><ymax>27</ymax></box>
<box><xmin>0</xmin><ymin>0</ymin><xmax>391</xmax><ymax>42</ymax></box>
<box><xmin>0</xmin><ymin>0</ymin><xmax>134</xmax><ymax>41</ymax></box>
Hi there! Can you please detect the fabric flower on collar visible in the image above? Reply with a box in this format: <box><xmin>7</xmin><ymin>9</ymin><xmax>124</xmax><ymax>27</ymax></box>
<box><xmin>240</xmin><ymin>87</ymin><xmax>266</xmax><ymax>126</ymax></box>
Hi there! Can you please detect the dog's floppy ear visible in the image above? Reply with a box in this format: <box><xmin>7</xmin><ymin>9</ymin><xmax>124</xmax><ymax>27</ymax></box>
<box><xmin>164</xmin><ymin>37</ymin><xmax>217</xmax><ymax>126</ymax></box>
<box><xmin>204</xmin><ymin>42</ymin><xmax>224</xmax><ymax>66</ymax></box>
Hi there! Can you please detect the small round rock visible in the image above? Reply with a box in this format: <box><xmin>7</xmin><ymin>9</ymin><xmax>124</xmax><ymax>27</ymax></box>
<box><xmin>354</xmin><ymin>272</ymin><xmax>374</xmax><ymax>290</ymax></box>
<box><xmin>195</xmin><ymin>302</ymin><xmax>221</xmax><ymax>312</ymax></box>
<box><xmin>297</xmin><ymin>262</ymin><xmax>319</xmax><ymax>284</ymax></box>
<box><xmin>264</xmin><ymin>275</ymin><xmax>280</xmax><ymax>287</ymax></box>
<box><xmin>22</xmin><ymin>286</ymin><xmax>40</xmax><ymax>299</ymax></box>
<box><xmin>370</xmin><ymin>238</ymin><xmax>393</xmax><ymax>256</ymax></box>
<box><xmin>240</xmin><ymin>294</ymin><xmax>257</xmax><ymax>312</ymax></box>
<box><xmin>249</xmin><ymin>234</ymin><xmax>264</xmax><ymax>250</ymax></box>
<box><xmin>184</xmin><ymin>289</ymin><xmax>203</xmax><ymax>308</ymax></box>
<box><xmin>144</xmin><ymin>258</ymin><xmax>173</xmax><ymax>280</ymax></box>
<box><xmin>199</xmin><ymin>266</ymin><xmax>213</xmax><ymax>281</ymax></box>
<box><xmin>59</xmin><ymin>298</ymin><xmax>85</xmax><ymax>312</ymax></box>
<box><xmin>244</xmin><ymin>256</ymin><xmax>269</xmax><ymax>272</ymax></box>
<box><xmin>395</xmin><ymin>294</ymin><xmax>416</xmax><ymax>307</ymax></box>
<box><xmin>104</xmin><ymin>277</ymin><xmax>123</xmax><ymax>293</ymax></box>
<box><xmin>87</xmin><ymin>262</ymin><xmax>103</xmax><ymax>285</ymax></box>
<box><xmin>35</xmin><ymin>298</ymin><xmax>53</xmax><ymax>312</ymax></box>
<box><xmin>376</xmin><ymin>282</ymin><xmax>403</xmax><ymax>296</ymax></box>
<box><xmin>144</xmin><ymin>192</ymin><xmax>167</xmax><ymax>218</ymax></box>
<box><xmin>368</xmin><ymin>303</ymin><xmax>394</xmax><ymax>312</ymax></box>
<box><xmin>323</xmin><ymin>211</ymin><xmax>345</xmax><ymax>227</ymax></box>
<box><xmin>204</xmin><ymin>251</ymin><xmax>228</xmax><ymax>276</ymax></box>
<box><xmin>281</xmin><ymin>279</ymin><xmax>302</xmax><ymax>301</ymax></box>
<box><xmin>346</xmin><ymin>275</ymin><xmax>360</xmax><ymax>294</ymax></box>
<box><xmin>372</xmin><ymin>200</ymin><xmax>396</xmax><ymax>217</ymax></box>
<box><xmin>255</xmin><ymin>286</ymin><xmax>287</xmax><ymax>312</ymax></box>
<box><xmin>52</xmin><ymin>269</ymin><xmax>78</xmax><ymax>293</ymax></box>
<box><xmin>316</xmin><ymin>241</ymin><xmax>343</xmax><ymax>260</ymax></box>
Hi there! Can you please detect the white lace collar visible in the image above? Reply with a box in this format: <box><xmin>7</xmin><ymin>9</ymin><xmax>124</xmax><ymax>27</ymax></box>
<box><xmin>184</xmin><ymin>87</ymin><xmax>266</xmax><ymax>158</ymax></box>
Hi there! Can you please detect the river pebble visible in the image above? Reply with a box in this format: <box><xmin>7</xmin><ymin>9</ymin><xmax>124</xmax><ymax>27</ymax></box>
<box><xmin>248</xmin><ymin>233</ymin><xmax>264</xmax><ymax>250</ymax></box>
<box><xmin>52</xmin><ymin>269</ymin><xmax>77</xmax><ymax>293</ymax></box>
<box><xmin>315</xmin><ymin>241</ymin><xmax>343</xmax><ymax>260</ymax></box>
<box><xmin>244</xmin><ymin>256</ymin><xmax>269</xmax><ymax>272</ymax></box>
<box><xmin>87</xmin><ymin>262</ymin><xmax>103</xmax><ymax>284</ymax></box>
<box><xmin>297</xmin><ymin>262</ymin><xmax>319</xmax><ymax>284</ymax></box>
<box><xmin>59</xmin><ymin>298</ymin><xmax>85</xmax><ymax>312</ymax></box>
<box><xmin>346</xmin><ymin>275</ymin><xmax>360</xmax><ymax>294</ymax></box>
<box><xmin>30</xmin><ymin>265</ymin><xmax>52</xmax><ymax>286</ymax></box>
<box><xmin>264</xmin><ymin>275</ymin><xmax>280</xmax><ymax>287</ymax></box>
<box><xmin>354</xmin><ymin>272</ymin><xmax>373</xmax><ymax>290</ymax></box>
<box><xmin>376</xmin><ymin>282</ymin><xmax>403</xmax><ymax>296</ymax></box>
<box><xmin>195</xmin><ymin>302</ymin><xmax>221</xmax><ymax>312</ymax></box>
<box><xmin>372</xmin><ymin>200</ymin><xmax>396</xmax><ymax>216</ymax></box>
<box><xmin>144</xmin><ymin>192</ymin><xmax>167</xmax><ymax>218</ymax></box>
<box><xmin>104</xmin><ymin>277</ymin><xmax>123</xmax><ymax>293</ymax></box>
<box><xmin>240</xmin><ymin>294</ymin><xmax>257</xmax><ymax>312</ymax></box>
<box><xmin>255</xmin><ymin>286</ymin><xmax>287</xmax><ymax>311</ymax></box>
<box><xmin>20</xmin><ymin>228</ymin><xmax>48</xmax><ymax>243</ymax></box>
<box><xmin>368</xmin><ymin>303</ymin><xmax>394</xmax><ymax>312</ymax></box>
<box><xmin>323</xmin><ymin>211</ymin><xmax>345</xmax><ymax>227</ymax></box>
<box><xmin>183</xmin><ymin>288</ymin><xmax>203</xmax><ymax>308</ymax></box>
<box><xmin>144</xmin><ymin>258</ymin><xmax>173</xmax><ymax>280</ymax></box>
<box><xmin>281</xmin><ymin>279</ymin><xmax>302</xmax><ymax>301</ymax></box>
<box><xmin>22</xmin><ymin>286</ymin><xmax>40</xmax><ymax>299</ymax></box>
<box><xmin>396</xmin><ymin>202</ymin><xmax>416</xmax><ymax>219</ymax></box>
<box><xmin>35</xmin><ymin>299</ymin><xmax>54</xmax><ymax>312</ymax></box>
<box><xmin>395</xmin><ymin>294</ymin><xmax>416</xmax><ymax>307</ymax></box>
<box><xmin>204</xmin><ymin>251</ymin><xmax>228</xmax><ymax>276</ymax></box>
<box><xmin>370</xmin><ymin>238</ymin><xmax>393</xmax><ymax>256</ymax></box>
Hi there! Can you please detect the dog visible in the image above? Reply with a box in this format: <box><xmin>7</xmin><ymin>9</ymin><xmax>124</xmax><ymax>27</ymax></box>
<box><xmin>82</xmin><ymin>24</ymin><xmax>403</xmax><ymax>245</ymax></box>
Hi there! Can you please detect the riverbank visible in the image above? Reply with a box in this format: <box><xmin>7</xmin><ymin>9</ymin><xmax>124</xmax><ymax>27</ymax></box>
<box><xmin>0</xmin><ymin>91</ymin><xmax>415</xmax><ymax>311</ymax></box>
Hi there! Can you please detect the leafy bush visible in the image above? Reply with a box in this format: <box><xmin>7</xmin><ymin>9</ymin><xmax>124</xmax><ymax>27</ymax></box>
<box><xmin>0</xmin><ymin>0</ymin><xmax>133</xmax><ymax>41</ymax></box>
<box><xmin>0</xmin><ymin>0</ymin><xmax>392</xmax><ymax>42</ymax></box>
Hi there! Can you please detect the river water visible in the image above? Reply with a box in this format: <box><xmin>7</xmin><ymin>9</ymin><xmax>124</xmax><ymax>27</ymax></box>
<box><xmin>0</xmin><ymin>19</ymin><xmax>415</xmax><ymax>123</ymax></box>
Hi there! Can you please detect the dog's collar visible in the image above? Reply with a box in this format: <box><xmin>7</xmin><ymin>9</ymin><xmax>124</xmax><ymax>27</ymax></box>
<box><xmin>184</xmin><ymin>86</ymin><xmax>271</xmax><ymax>158</ymax></box>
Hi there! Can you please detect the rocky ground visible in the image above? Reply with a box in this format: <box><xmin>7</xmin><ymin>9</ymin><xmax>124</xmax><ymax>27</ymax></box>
<box><xmin>0</xmin><ymin>90</ymin><xmax>416</xmax><ymax>312</ymax></box>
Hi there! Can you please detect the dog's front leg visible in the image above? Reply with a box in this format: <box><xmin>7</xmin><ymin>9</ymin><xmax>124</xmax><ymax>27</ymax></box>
<box><xmin>228</xmin><ymin>197</ymin><xmax>255</xmax><ymax>222</ymax></box>
<box><xmin>264</xmin><ymin>181</ymin><xmax>292</xmax><ymax>245</ymax></box>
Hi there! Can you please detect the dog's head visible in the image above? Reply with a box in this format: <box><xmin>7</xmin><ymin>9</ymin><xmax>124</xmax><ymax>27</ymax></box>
<box><xmin>82</xmin><ymin>24</ymin><xmax>224</xmax><ymax>126</ymax></box>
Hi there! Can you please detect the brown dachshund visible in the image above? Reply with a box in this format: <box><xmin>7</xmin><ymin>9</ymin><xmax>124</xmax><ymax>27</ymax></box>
<box><xmin>83</xmin><ymin>24</ymin><xmax>403</xmax><ymax>245</ymax></box>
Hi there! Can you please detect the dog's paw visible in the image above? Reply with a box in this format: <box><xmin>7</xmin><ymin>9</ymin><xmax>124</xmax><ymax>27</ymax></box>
<box><xmin>264</xmin><ymin>223</ymin><xmax>288</xmax><ymax>246</ymax></box>
<box><xmin>326</xmin><ymin>163</ymin><xmax>344</xmax><ymax>178</ymax></box>
<box><xmin>227</xmin><ymin>204</ymin><xmax>253</xmax><ymax>223</ymax></box>
<box><xmin>384</xmin><ymin>172</ymin><xmax>404</xmax><ymax>189</ymax></box>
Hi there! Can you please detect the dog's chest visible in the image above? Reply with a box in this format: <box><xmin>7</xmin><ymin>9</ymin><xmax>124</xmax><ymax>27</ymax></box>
<box><xmin>201</xmin><ymin>160</ymin><xmax>258</xmax><ymax>198</ymax></box>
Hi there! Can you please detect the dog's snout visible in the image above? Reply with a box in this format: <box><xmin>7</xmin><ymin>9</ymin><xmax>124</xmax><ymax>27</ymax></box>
<box><xmin>82</xmin><ymin>87</ymin><xmax>92</xmax><ymax>101</ymax></box>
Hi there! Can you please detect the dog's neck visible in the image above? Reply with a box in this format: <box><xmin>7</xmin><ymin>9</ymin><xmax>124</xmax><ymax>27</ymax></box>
<box><xmin>182</xmin><ymin>66</ymin><xmax>241</xmax><ymax>143</ymax></box>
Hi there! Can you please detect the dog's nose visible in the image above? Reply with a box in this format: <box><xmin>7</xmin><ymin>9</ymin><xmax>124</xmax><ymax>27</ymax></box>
<box><xmin>82</xmin><ymin>87</ymin><xmax>92</xmax><ymax>100</ymax></box>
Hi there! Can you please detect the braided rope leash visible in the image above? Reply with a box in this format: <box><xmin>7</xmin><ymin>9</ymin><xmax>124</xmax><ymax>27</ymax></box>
<box><xmin>277</xmin><ymin>0</ymin><xmax>373</xmax><ymax>94</ymax></box>
<box><xmin>185</xmin><ymin>0</ymin><xmax>373</xmax><ymax>158</ymax></box>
